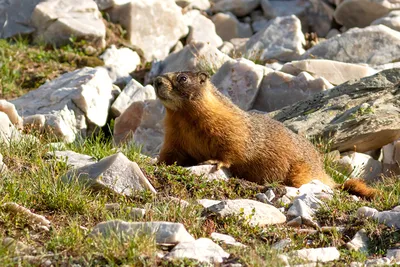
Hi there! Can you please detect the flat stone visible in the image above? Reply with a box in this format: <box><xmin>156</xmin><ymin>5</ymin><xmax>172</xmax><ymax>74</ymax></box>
<box><xmin>270</xmin><ymin>68</ymin><xmax>400</xmax><ymax>153</ymax></box>
<box><xmin>372</xmin><ymin>10</ymin><xmax>400</xmax><ymax>31</ymax></box>
<box><xmin>148</xmin><ymin>42</ymin><xmax>232</xmax><ymax>82</ymax></box>
<box><xmin>211</xmin><ymin>58</ymin><xmax>269</xmax><ymax>110</ymax></box>
<box><xmin>289</xmin><ymin>247</ymin><xmax>340</xmax><ymax>263</ymax></box>
<box><xmin>46</xmin><ymin>150</ymin><xmax>96</xmax><ymax>169</ymax></box>
<box><xmin>245</xmin><ymin>15</ymin><xmax>305</xmax><ymax>62</ymax></box>
<box><xmin>184</xmin><ymin>10</ymin><xmax>223</xmax><ymax>47</ymax></box>
<box><xmin>206</xmin><ymin>199</ymin><xmax>286</xmax><ymax>227</ymax></box>
<box><xmin>0</xmin><ymin>0</ymin><xmax>42</xmax><ymax>39</ymax></box>
<box><xmin>111</xmin><ymin>79</ymin><xmax>156</xmax><ymax>117</ymax></box>
<box><xmin>346</xmin><ymin>229</ymin><xmax>369</xmax><ymax>252</ymax></box>
<box><xmin>210</xmin><ymin>0</ymin><xmax>260</xmax><ymax>17</ymax></box>
<box><xmin>185</xmin><ymin>165</ymin><xmax>230</xmax><ymax>181</ymax></box>
<box><xmin>99</xmin><ymin>45</ymin><xmax>140</xmax><ymax>85</ymax></box>
<box><xmin>210</xmin><ymin>232</ymin><xmax>245</xmax><ymax>247</ymax></box>
<box><xmin>281</xmin><ymin>59</ymin><xmax>377</xmax><ymax>86</ymax></box>
<box><xmin>253</xmin><ymin>71</ymin><xmax>333</xmax><ymax>112</ymax></box>
<box><xmin>11</xmin><ymin>67</ymin><xmax>113</xmax><ymax>143</ymax></box>
<box><xmin>32</xmin><ymin>0</ymin><xmax>106</xmax><ymax>48</ymax></box>
<box><xmin>212</xmin><ymin>12</ymin><xmax>253</xmax><ymax>41</ymax></box>
<box><xmin>336</xmin><ymin>152</ymin><xmax>382</xmax><ymax>182</ymax></box>
<box><xmin>90</xmin><ymin>220</ymin><xmax>194</xmax><ymax>244</ymax></box>
<box><xmin>108</xmin><ymin>0</ymin><xmax>188</xmax><ymax>61</ymax></box>
<box><xmin>63</xmin><ymin>152</ymin><xmax>156</xmax><ymax>196</ymax></box>
<box><xmin>164</xmin><ymin>238</ymin><xmax>229</xmax><ymax>264</ymax></box>
<box><xmin>334</xmin><ymin>0</ymin><xmax>400</xmax><ymax>28</ymax></box>
<box><xmin>301</xmin><ymin>25</ymin><xmax>400</xmax><ymax>65</ymax></box>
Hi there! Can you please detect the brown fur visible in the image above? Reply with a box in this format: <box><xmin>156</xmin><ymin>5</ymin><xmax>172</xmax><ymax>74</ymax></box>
<box><xmin>153</xmin><ymin>71</ymin><xmax>378</xmax><ymax>199</ymax></box>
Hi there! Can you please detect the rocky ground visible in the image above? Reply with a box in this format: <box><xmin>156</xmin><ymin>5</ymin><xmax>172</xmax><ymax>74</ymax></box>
<box><xmin>0</xmin><ymin>0</ymin><xmax>400</xmax><ymax>266</ymax></box>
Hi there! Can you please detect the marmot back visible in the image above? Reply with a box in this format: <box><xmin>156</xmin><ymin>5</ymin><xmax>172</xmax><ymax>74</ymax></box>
<box><xmin>153</xmin><ymin>71</ymin><xmax>377</xmax><ymax>199</ymax></box>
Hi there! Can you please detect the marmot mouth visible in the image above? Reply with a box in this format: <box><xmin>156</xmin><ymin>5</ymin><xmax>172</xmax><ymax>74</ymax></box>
<box><xmin>154</xmin><ymin>76</ymin><xmax>172</xmax><ymax>101</ymax></box>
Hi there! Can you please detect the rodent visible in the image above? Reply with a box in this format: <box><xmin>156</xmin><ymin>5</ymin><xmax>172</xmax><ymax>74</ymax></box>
<box><xmin>153</xmin><ymin>71</ymin><xmax>377</xmax><ymax>199</ymax></box>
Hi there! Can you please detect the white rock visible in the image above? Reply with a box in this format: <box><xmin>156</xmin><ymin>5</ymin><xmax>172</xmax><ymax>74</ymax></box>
<box><xmin>255</xmin><ymin>193</ymin><xmax>272</xmax><ymax>204</ymax></box>
<box><xmin>287</xmin><ymin>199</ymin><xmax>316</xmax><ymax>227</ymax></box>
<box><xmin>375</xmin><ymin>211</ymin><xmax>400</xmax><ymax>229</ymax></box>
<box><xmin>382</xmin><ymin>139</ymin><xmax>400</xmax><ymax>176</ymax></box>
<box><xmin>105</xmin><ymin>204</ymin><xmax>146</xmax><ymax>219</ymax></box>
<box><xmin>265</xmin><ymin>189</ymin><xmax>276</xmax><ymax>202</ymax></box>
<box><xmin>212</xmin><ymin>12</ymin><xmax>253</xmax><ymax>41</ymax></box>
<box><xmin>186</xmin><ymin>165</ymin><xmax>230</xmax><ymax>181</ymax></box>
<box><xmin>90</xmin><ymin>220</ymin><xmax>194</xmax><ymax>244</ymax></box>
<box><xmin>210</xmin><ymin>0</ymin><xmax>260</xmax><ymax>17</ymax></box>
<box><xmin>11</xmin><ymin>67</ymin><xmax>113</xmax><ymax>143</ymax></box>
<box><xmin>175</xmin><ymin>0</ymin><xmax>210</xmax><ymax>9</ymax></box>
<box><xmin>252</xmin><ymin>71</ymin><xmax>333</xmax><ymax>112</ymax></box>
<box><xmin>346</xmin><ymin>229</ymin><xmax>369</xmax><ymax>252</ymax></box>
<box><xmin>297</xmin><ymin>180</ymin><xmax>334</xmax><ymax>196</ymax></box>
<box><xmin>0</xmin><ymin>112</ymin><xmax>21</xmax><ymax>144</ymax></box>
<box><xmin>365</xmin><ymin>257</ymin><xmax>392</xmax><ymax>266</ymax></box>
<box><xmin>46</xmin><ymin>150</ymin><xmax>96</xmax><ymax>169</ymax></box>
<box><xmin>197</xmin><ymin>199</ymin><xmax>221</xmax><ymax>208</ymax></box>
<box><xmin>336</xmin><ymin>152</ymin><xmax>382</xmax><ymax>182</ymax></box>
<box><xmin>305</xmin><ymin>0</ymin><xmax>335</xmax><ymax>37</ymax></box>
<box><xmin>206</xmin><ymin>199</ymin><xmax>286</xmax><ymax>227</ymax></box>
<box><xmin>211</xmin><ymin>232</ymin><xmax>245</xmax><ymax>247</ymax></box>
<box><xmin>184</xmin><ymin>10</ymin><xmax>223</xmax><ymax>47</ymax></box>
<box><xmin>357</xmin><ymin>206</ymin><xmax>379</xmax><ymax>218</ymax></box>
<box><xmin>281</xmin><ymin>59</ymin><xmax>377</xmax><ymax>86</ymax></box>
<box><xmin>23</xmin><ymin>115</ymin><xmax>46</xmax><ymax>132</ymax></box>
<box><xmin>0</xmin><ymin>0</ymin><xmax>42</xmax><ymax>38</ymax></box>
<box><xmin>272</xmin><ymin>238</ymin><xmax>292</xmax><ymax>251</ymax></box>
<box><xmin>148</xmin><ymin>42</ymin><xmax>232</xmax><ymax>81</ymax></box>
<box><xmin>32</xmin><ymin>0</ymin><xmax>106</xmax><ymax>48</ymax></box>
<box><xmin>99</xmin><ymin>45</ymin><xmax>141</xmax><ymax>85</ymax></box>
<box><xmin>245</xmin><ymin>15</ymin><xmax>305</xmax><ymax>62</ymax></box>
<box><xmin>130</xmin><ymin>126</ymin><xmax>164</xmax><ymax>157</ymax></box>
<box><xmin>111</xmin><ymin>79</ymin><xmax>156</xmax><ymax>117</ymax></box>
<box><xmin>211</xmin><ymin>58</ymin><xmax>269</xmax><ymax>110</ymax></box>
<box><xmin>0</xmin><ymin>153</ymin><xmax>6</xmax><ymax>173</ymax></box>
<box><xmin>109</xmin><ymin>0</ymin><xmax>188</xmax><ymax>61</ymax></box>
<box><xmin>334</xmin><ymin>0</ymin><xmax>400</xmax><ymax>28</ymax></box>
<box><xmin>372</xmin><ymin>10</ymin><xmax>400</xmax><ymax>31</ymax></box>
<box><xmin>302</xmin><ymin>25</ymin><xmax>400</xmax><ymax>65</ymax></box>
<box><xmin>63</xmin><ymin>152</ymin><xmax>157</xmax><ymax>196</ymax></box>
<box><xmin>0</xmin><ymin>100</ymin><xmax>23</xmax><ymax>128</ymax></box>
<box><xmin>387</xmin><ymin>249</ymin><xmax>400</xmax><ymax>263</ymax></box>
<box><xmin>289</xmin><ymin>247</ymin><xmax>341</xmax><ymax>263</ymax></box>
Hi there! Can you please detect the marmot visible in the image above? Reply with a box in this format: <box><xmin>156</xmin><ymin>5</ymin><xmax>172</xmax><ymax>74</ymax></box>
<box><xmin>153</xmin><ymin>71</ymin><xmax>377</xmax><ymax>199</ymax></box>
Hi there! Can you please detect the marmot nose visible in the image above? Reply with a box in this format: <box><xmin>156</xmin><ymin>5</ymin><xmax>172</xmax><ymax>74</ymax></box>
<box><xmin>154</xmin><ymin>77</ymin><xmax>164</xmax><ymax>88</ymax></box>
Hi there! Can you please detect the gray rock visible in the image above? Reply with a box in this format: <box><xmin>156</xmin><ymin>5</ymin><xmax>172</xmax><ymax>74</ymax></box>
<box><xmin>382</xmin><ymin>139</ymin><xmax>400</xmax><ymax>176</ymax></box>
<box><xmin>47</xmin><ymin>150</ymin><xmax>96</xmax><ymax>169</ymax></box>
<box><xmin>210</xmin><ymin>0</ymin><xmax>260</xmax><ymax>17</ymax></box>
<box><xmin>185</xmin><ymin>165</ymin><xmax>230</xmax><ymax>181</ymax></box>
<box><xmin>63</xmin><ymin>152</ymin><xmax>157</xmax><ymax>196</ymax></box>
<box><xmin>302</xmin><ymin>25</ymin><xmax>400</xmax><ymax>65</ymax></box>
<box><xmin>262</xmin><ymin>0</ymin><xmax>308</xmax><ymax>19</ymax></box>
<box><xmin>105</xmin><ymin>203</ymin><xmax>146</xmax><ymax>220</ymax></box>
<box><xmin>255</xmin><ymin>193</ymin><xmax>272</xmax><ymax>204</ymax></box>
<box><xmin>346</xmin><ymin>229</ymin><xmax>369</xmax><ymax>252</ymax></box>
<box><xmin>31</xmin><ymin>0</ymin><xmax>106</xmax><ymax>48</ymax></box>
<box><xmin>372</xmin><ymin>10</ymin><xmax>400</xmax><ymax>32</ymax></box>
<box><xmin>111</xmin><ymin>79</ymin><xmax>156</xmax><ymax>117</ymax></box>
<box><xmin>0</xmin><ymin>0</ymin><xmax>42</xmax><ymax>39</ymax></box>
<box><xmin>210</xmin><ymin>232</ymin><xmax>245</xmax><ymax>247</ymax></box>
<box><xmin>364</xmin><ymin>257</ymin><xmax>392</xmax><ymax>266</ymax></box>
<box><xmin>206</xmin><ymin>199</ymin><xmax>286</xmax><ymax>227</ymax></box>
<box><xmin>253</xmin><ymin>71</ymin><xmax>333</xmax><ymax>112</ymax></box>
<box><xmin>130</xmin><ymin>126</ymin><xmax>164</xmax><ymax>157</ymax></box>
<box><xmin>252</xmin><ymin>19</ymin><xmax>269</xmax><ymax>33</ymax></box>
<box><xmin>270</xmin><ymin>68</ymin><xmax>400</xmax><ymax>153</ymax></box>
<box><xmin>287</xmin><ymin>199</ymin><xmax>317</xmax><ymax>227</ymax></box>
<box><xmin>108</xmin><ymin>0</ymin><xmax>188</xmax><ymax>61</ymax></box>
<box><xmin>99</xmin><ymin>45</ymin><xmax>141</xmax><ymax>85</ymax></box>
<box><xmin>281</xmin><ymin>59</ymin><xmax>377</xmax><ymax>86</ymax></box>
<box><xmin>184</xmin><ymin>10</ymin><xmax>223</xmax><ymax>47</ymax></box>
<box><xmin>336</xmin><ymin>152</ymin><xmax>382</xmax><ymax>182</ymax></box>
<box><xmin>334</xmin><ymin>0</ymin><xmax>400</xmax><ymax>28</ymax></box>
<box><xmin>2</xmin><ymin>237</ymin><xmax>36</xmax><ymax>256</ymax></box>
<box><xmin>305</xmin><ymin>0</ymin><xmax>335</xmax><ymax>37</ymax></box>
<box><xmin>165</xmin><ymin>238</ymin><xmax>229</xmax><ymax>264</ymax></box>
<box><xmin>11</xmin><ymin>67</ymin><xmax>113</xmax><ymax>143</ymax></box>
<box><xmin>358</xmin><ymin>206</ymin><xmax>400</xmax><ymax>229</ymax></box>
<box><xmin>287</xmin><ymin>216</ymin><xmax>303</xmax><ymax>227</ymax></box>
<box><xmin>245</xmin><ymin>15</ymin><xmax>305</xmax><ymax>62</ymax></box>
<box><xmin>387</xmin><ymin>249</ymin><xmax>400</xmax><ymax>263</ymax></box>
<box><xmin>197</xmin><ymin>199</ymin><xmax>221</xmax><ymax>208</ymax></box>
<box><xmin>148</xmin><ymin>42</ymin><xmax>232</xmax><ymax>82</ymax></box>
<box><xmin>289</xmin><ymin>247</ymin><xmax>341</xmax><ymax>263</ymax></box>
<box><xmin>272</xmin><ymin>238</ymin><xmax>292</xmax><ymax>251</ymax></box>
<box><xmin>212</xmin><ymin>12</ymin><xmax>253</xmax><ymax>41</ymax></box>
<box><xmin>211</xmin><ymin>58</ymin><xmax>269</xmax><ymax>110</ymax></box>
<box><xmin>175</xmin><ymin>0</ymin><xmax>210</xmax><ymax>10</ymax></box>
<box><xmin>264</xmin><ymin>189</ymin><xmax>276</xmax><ymax>202</ymax></box>
<box><xmin>90</xmin><ymin>220</ymin><xmax>194</xmax><ymax>244</ymax></box>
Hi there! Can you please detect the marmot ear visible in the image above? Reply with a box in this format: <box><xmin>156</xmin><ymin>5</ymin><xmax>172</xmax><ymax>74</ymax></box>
<box><xmin>198</xmin><ymin>71</ymin><xmax>209</xmax><ymax>84</ymax></box>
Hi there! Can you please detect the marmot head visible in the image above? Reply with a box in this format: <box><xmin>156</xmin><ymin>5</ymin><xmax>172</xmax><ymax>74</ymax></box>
<box><xmin>153</xmin><ymin>71</ymin><xmax>209</xmax><ymax>110</ymax></box>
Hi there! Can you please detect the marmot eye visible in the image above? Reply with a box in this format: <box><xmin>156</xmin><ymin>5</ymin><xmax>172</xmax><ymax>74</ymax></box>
<box><xmin>177</xmin><ymin>74</ymin><xmax>188</xmax><ymax>84</ymax></box>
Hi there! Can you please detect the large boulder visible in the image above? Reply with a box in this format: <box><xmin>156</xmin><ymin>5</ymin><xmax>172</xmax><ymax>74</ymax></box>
<box><xmin>11</xmin><ymin>67</ymin><xmax>113</xmax><ymax>143</ymax></box>
<box><xmin>245</xmin><ymin>15</ymin><xmax>305</xmax><ymax>62</ymax></box>
<box><xmin>334</xmin><ymin>0</ymin><xmax>400</xmax><ymax>28</ymax></box>
<box><xmin>0</xmin><ymin>0</ymin><xmax>42</xmax><ymax>39</ymax></box>
<box><xmin>31</xmin><ymin>0</ymin><xmax>106</xmax><ymax>48</ymax></box>
<box><xmin>108</xmin><ymin>0</ymin><xmax>188</xmax><ymax>61</ymax></box>
<box><xmin>270</xmin><ymin>68</ymin><xmax>400</xmax><ymax>153</ymax></box>
<box><xmin>301</xmin><ymin>25</ymin><xmax>400</xmax><ymax>65</ymax></box>
<box><xmin>184</xmin><ymin>10</ymin><xmax>223</xmax><ymax>47</ymax></box>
